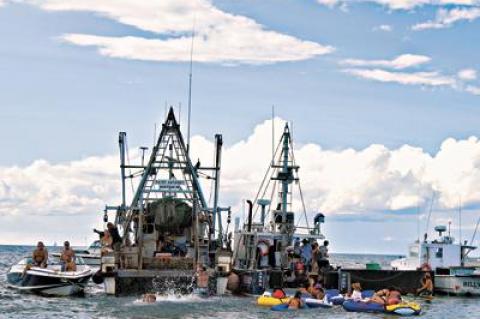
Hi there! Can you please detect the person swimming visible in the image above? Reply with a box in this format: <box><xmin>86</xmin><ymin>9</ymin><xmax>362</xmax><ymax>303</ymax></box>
<box><xmin>288</xmin><ymin>291</ymin><xmax>304</xmax><ymax>310</ymax></box>
<box><xmin>142</xmin><ymin>293</ymin><xmax>156</xmax><ymax>303</ymax></box>
<box><xmin>32</xmin><ymin>241</ymin><xmax>48</xmax><ymax>268</ymax></box>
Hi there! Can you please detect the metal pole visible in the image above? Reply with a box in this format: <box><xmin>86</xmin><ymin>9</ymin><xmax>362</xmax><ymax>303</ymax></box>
<box><xmin>138</xmin><ymin>192</ymin><xmax>144</xmax><ymax>270</ymax></box>
<box><xmin>187</xmin><ymin>22</ymin><xmax>195</xmax><ymax>155</ymax></box>
<box><xmin>213</xmin><ymin>134</ymin><xmax>223</xmax><ymax>246</ymax></box>
<box><xmin>118</xmin><ymin>132</ymin><xmax>127</xmax><ymax>224</ymax></box>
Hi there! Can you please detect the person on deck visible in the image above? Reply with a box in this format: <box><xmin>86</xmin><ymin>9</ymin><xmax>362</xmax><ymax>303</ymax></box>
<box><xmin>32</xmin><ymin>241</ymin><xmax>48</xmax><ymax>268</ymax></box>
<box><xmin>300</xmin><ymin>239</ymin><xmax>312</xmax><ymax>270</ymax></box>
<box><xmin>60</xmin><ymin>241</ymin><xmax>76</xmax><ymax>271</ymax></box>
<box><xmin>65</xmin><ymin>255</ymin><xmax>77</xmax><ymax>272</ymax></box>
<box><xmin>107</xmin><ymin>222</ymin><xmax>122</xmax><ymax>251</ymax></box>
<box><xmin>417</xmin><ymin>273</ymin><xmax>433</xmax><ymax>296</ymax></box>
<box><xmin>311</xmin><ymin>242</ymin><xmax>320</xmax><ymax>274</ymax></box>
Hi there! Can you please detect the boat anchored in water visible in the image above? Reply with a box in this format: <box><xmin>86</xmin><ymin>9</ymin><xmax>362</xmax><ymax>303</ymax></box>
<box><xmin>7</xmin><ymin>255</ymin><xmax>92</xmax><ymax>296</ymax></box>
<box><xmin>391</xmin><ymin>225</ymin><xmax>480</xmax><ymax>296</ymax></box>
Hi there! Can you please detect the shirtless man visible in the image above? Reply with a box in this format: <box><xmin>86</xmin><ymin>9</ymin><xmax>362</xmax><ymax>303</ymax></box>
<box><xmin>32</xmin><ymin>241</ymin><xmax>48</xmax><ymax>268</ymax></box>
<box><xmin>417</xmin><ymin>273</ymin><xmax>433</xmax><ymax>296</ymax></box>
<box><xmin>195</xmin><ymin>265</ymin><xmax>210</xmax><ymax>296</ymax></box>
<box><xmin>60</xmin><ymin>241</ymin><xmax>76</xmax><ymax>271</ymax></box>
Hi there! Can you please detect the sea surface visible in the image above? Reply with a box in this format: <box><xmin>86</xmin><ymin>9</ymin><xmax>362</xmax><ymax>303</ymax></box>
<box><xmin>0</xmin><ymin>245</ymin><xmax>478</xmax><ymax>319</ymax></box>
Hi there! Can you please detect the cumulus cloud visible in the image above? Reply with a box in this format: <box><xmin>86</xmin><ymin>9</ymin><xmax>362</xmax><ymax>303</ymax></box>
<box><xmin>341</xmin><ymin>54</ymin><xmax>431</xmax><ymax>70</ymax></box>
<box><xmin>413</xmin><ymin>7</ymin><xmax>480</xmax><ymax>30</ymax></box>
<box><xmin>3</xmin><ymin>118</ymin><xmax>480</xmax><ymax>226</ymax></box>
<box><xmin>458</xmin><ymin>68</ymin><xmax>477</xmax><ymax>81</ymax></box>
<box><xmin>25</xmin><ymin>0</ymin><xmax>333</xmax><ymax>65</ymax></box>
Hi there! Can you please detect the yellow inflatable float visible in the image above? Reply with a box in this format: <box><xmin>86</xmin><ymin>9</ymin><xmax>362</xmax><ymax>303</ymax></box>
<box><xmin>257</xmin><ymin>294</ymin><xmax>291</xmax><ymax>307</ymax></box>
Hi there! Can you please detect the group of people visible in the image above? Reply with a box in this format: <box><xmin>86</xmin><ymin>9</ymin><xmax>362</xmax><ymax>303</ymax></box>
<box><xmin>278</xmin><ymin>270</ymin><xmax>433</xmax><ymax>310</ymax></box>
<box><xmin>32</xmin><ymin>240</ymin><xmax>77</xmax><ymax>271</ymax></box>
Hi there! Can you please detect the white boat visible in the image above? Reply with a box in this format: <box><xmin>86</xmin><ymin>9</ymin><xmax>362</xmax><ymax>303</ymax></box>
<box><xmin>391</xmin><ymin>225</ymin><xmax>480</xmax><ymax>296</ymax></box>
<box><xmin>52</xmin><ymin>240</ymin><xmax>101</xmax><ymax>268</ymax></box>
<box><xmin>6</xmin><ymin>255</ymin><xmax>92</xmax><ymax>296</ymax></box>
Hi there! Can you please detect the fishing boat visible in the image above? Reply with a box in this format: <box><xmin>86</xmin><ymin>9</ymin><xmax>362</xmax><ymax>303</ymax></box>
<box><xmin>391</xmin><ymin>225</ymin><xmax>480</xmax><ymax>295</ymax></box>
<box><xmin>6</xmin><ymin>255</ymin><xmax>92</xmax><ymax>296</ymax></box>
<box><xmin>232</xmin><ymin>123</ymin><xmax>327</xmax><ymax>293</ymax></box>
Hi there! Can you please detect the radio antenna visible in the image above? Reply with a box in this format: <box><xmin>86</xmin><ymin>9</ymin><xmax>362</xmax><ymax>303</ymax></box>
<box><xmin>187</xmin><ymin>18</ymin><xmax>196</xmax><ymax>155</ymax></box>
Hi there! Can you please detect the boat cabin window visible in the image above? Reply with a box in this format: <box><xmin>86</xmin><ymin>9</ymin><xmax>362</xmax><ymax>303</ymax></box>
<box><xmin>435</xmin><ymin>247</ymin><xmax>443</xmax><ymax>259</ymax></box>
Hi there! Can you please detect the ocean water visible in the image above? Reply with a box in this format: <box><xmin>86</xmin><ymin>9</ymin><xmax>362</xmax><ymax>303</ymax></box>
<box><xmin>0</xmin><ymin>245</ymin><xmax>478</xmax><ymax>319</ymax></box>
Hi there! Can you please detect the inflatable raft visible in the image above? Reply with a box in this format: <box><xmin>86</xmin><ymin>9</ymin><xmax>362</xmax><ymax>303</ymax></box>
<box><xmin>257</xmin><ymin>294</ymin><xmax>290</xmax><ymax>307</ymax></box>
<box><xmin>343</xmin><ymin>300</ymin><xmax>421</xmax><ymax>316</ymax></box>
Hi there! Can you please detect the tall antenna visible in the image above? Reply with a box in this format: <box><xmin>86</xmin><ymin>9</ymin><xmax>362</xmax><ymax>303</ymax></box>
<box><xmin>187</xmin><ymin>19</ymin><xmax>196</xmax><ymax>155</ymax></box>
<box><xmin>271</xmin><ymin>105</ymin><xmax>275</xmax><ymax>166</ymax></box>
<box><xmin>459</xmin><ymin>196</ymin><xmax>462</xmax><ymax>244</ymax></box>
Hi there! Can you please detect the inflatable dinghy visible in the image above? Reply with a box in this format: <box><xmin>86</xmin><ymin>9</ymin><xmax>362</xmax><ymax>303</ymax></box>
<box><xmin>343</xmin><ymin>300</ymin><xmax>421</xmax><ymax>316</ymax></box>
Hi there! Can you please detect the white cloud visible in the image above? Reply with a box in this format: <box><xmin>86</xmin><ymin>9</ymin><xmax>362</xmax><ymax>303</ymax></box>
<box><xmin>466</xmin><ymin>85</ymin><xmax>480</xmax><ymax>95</ymax></box>
<box><xmin>4</xmin><ymin>119</ymin><xmax>480</xmax><ymax>225</ymax></box>
<box><xmin>374</xmin><ymin>24</ymin><xmax>394</xmax><ymax>31</ymax></box>
<box><xmin>26</xmin><ymin>0</ymin><xmax>333</xmax><ymax>65</ymax></box>
<box><xmin>317</xmin><ymin>0</ymin><xmax>480</xmax><ymax>10</ymax></box>
<box><xmin>341</xmin><ymin>54</ymin><xmax>431</xmax><ymax>70</ymax></box>
<box><xmin>343</xmin><ymin>68</ymin><xmax>456</xmax><ymax>87</ymax></box>
<box><xmin>413</xmin><ymin>7</ymin><xmax>480</xmax><ymax>30</ymax></box>
<box><xmin>458</xmin><ymin>68</ymin><xmax>477</xmax><ymax>81</ymax></box>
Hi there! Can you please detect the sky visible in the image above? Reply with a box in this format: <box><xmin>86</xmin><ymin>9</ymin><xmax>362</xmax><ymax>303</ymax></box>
<box><xmin>1</xmin><ymin>0</ymin><xmax>480</xmax><ymax>254</ymax></box>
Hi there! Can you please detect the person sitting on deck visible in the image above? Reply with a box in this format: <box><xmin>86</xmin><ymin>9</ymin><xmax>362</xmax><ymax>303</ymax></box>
<box><xmin>350</xmin><ymin>282</ymin><xmax>363</xmax><ymax>301</ymax></box>
<box><xmin>64</xmin><ymin>255</ymin><xmax>77</xmax><ymax>272</ymax></box>
<box><xmin>417</xmin><ymin>273</ymin><xmax>433</xmax><ymax>296</ymax></box>
<box><xmin>60</xmin><ymin>241</ymin><xmax>76</xmax><ymax>271</ymax></box>
<box><xmin>288</xmin><ymin>291</ymin><xmax>304</xmax><ymax>310</ymax></box>
<box><xmin>32</xmin><ymin>241</ymin><xmax>48</xmax><ymax>268</ymax></box>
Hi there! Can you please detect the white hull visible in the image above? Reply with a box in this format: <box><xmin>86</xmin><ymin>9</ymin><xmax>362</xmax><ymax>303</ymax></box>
<box><xmin>435</xmin><ymin>275</ymin><xmax>480</xmax><ymax>296</ymax></box>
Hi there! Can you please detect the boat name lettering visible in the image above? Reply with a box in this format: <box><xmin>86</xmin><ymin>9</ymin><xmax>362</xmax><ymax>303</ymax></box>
<box><xmin>463</xmin><ymin>281</ymin><xmax>480</xmax><ymax>289</ymax></box>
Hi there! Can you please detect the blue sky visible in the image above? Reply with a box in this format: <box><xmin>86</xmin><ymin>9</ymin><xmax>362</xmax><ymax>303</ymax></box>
<box><xmin>1</xmin><ymin>0</ymin><xmax>480</xmax><ymax>253</ymax></box>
